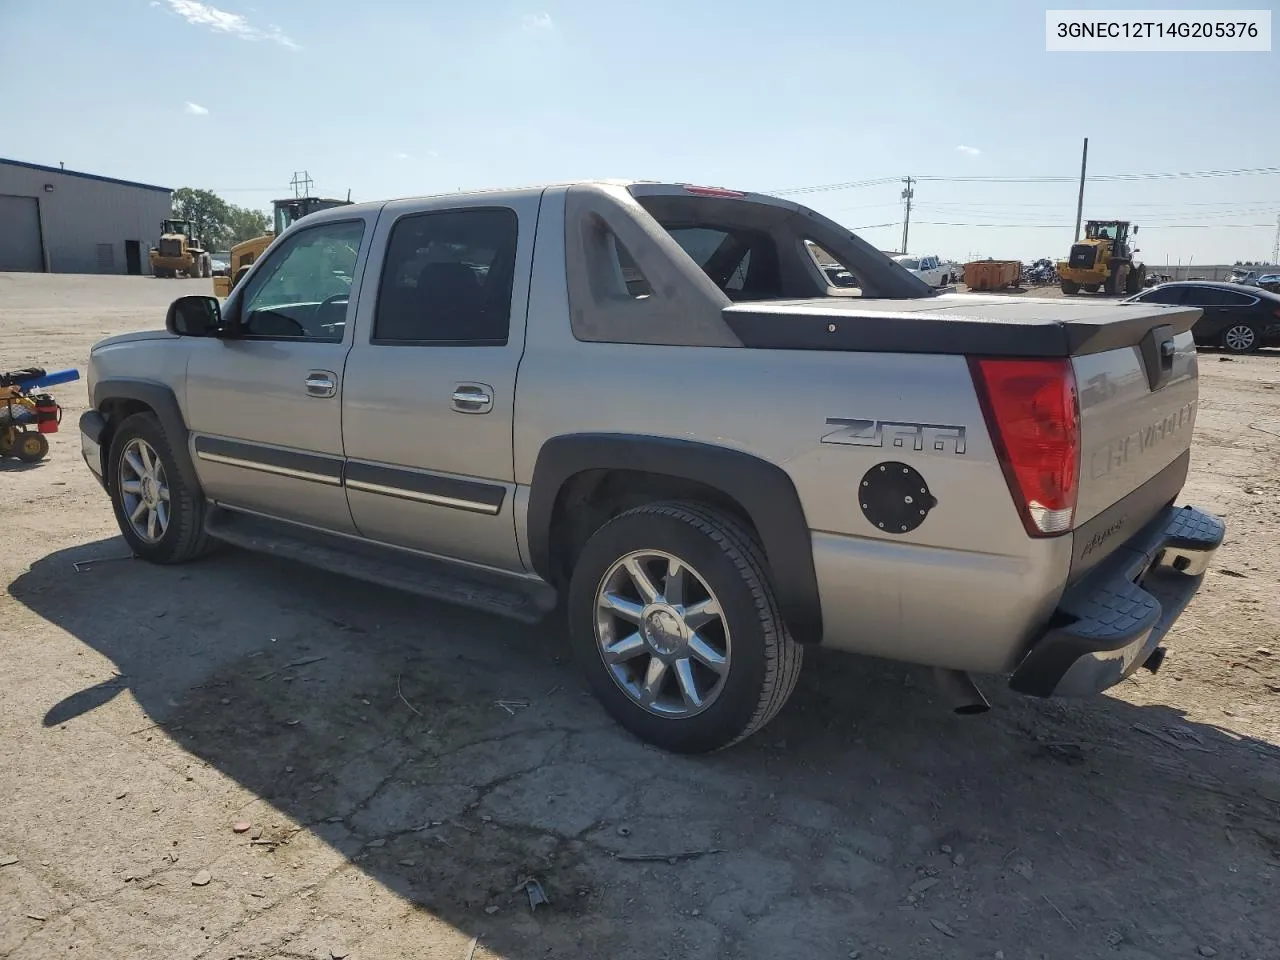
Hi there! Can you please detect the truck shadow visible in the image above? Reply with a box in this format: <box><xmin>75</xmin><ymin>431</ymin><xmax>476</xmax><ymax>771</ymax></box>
<box><xmin>10</xmin><ymin>537</ymin><xmax>1280</xmax><ymax>959</ymax></box>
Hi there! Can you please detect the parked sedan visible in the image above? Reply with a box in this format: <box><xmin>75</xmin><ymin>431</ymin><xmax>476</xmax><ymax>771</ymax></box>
<box><xmin>1124</xmin><ymin>281</ymin><xmax>1280</xmax><ymax>353</ymax></box>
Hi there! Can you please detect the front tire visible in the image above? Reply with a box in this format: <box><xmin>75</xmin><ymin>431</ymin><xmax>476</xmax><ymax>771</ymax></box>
<box><xmin>1221</xmin><ymin>323</ymin><xmax>1260</xmax><ymax>354</ymax></box>
<box><xmin>568</xmin><ymin>501</ymin><xmax>803</xmax><ymax>753</ymax></box>
<box><xmin>107</xmin><ymin>412</ymin><xmax>214</xmax><ymax>563</ymax></box>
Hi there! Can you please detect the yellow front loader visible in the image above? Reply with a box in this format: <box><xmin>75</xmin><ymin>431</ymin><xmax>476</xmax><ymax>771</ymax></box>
<box><xmin>212</xmin><ymin>196</ymin><xmax>351</xmax><ymax>298</ymax></box>
<box><xmin>150</xmin><ymin>219</ymin><xmax>211</xmax><ymax>278</ymax></box>
<box><xmin>1057</xmin><ymin>219</ymin><xmax>1146</xmax><ymax>296</ymax></box>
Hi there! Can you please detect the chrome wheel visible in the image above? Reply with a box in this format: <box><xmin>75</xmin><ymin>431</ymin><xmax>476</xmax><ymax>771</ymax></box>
<box><xmin>1224</xmin><ymin>324</ymin><xmax>1257</xmax><ymax>352</ymax></box>
<box><xmin>118</xmin><ymin>437</ymin><xmax>170</xmax><ymax>543</ymax></box>
<box><xmin>594</xmin><ymin>550</ymin><xmax>730</xmax><ymax>718</ymax></box>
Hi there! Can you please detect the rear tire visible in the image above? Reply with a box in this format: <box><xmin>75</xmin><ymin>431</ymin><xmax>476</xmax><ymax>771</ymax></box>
<box><xmin>107</xmin><ymin>412</ymin><xmax>215</xmax><ymax>563</ymax></box>
<box><xmin>1083</xmin><ymin>283</ymin><xmax>1100</xmax><ymax>293</ymax></box>
<box><xmin>1060</xmin><ymin>280</ymin><xmax>1080</xmax><ymax>295</ymax></box>
<box><xmin>568</xmin><ymin>501</ymin><xmax>803</xmax><ymax>753</ymax></box>
<box><xmin>1221</xmin><ymin>323</ymin><xmax>1260</xmax><ymax>354</ymax></box>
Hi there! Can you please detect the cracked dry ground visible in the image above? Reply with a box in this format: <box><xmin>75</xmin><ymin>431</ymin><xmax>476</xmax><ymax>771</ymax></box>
<box><xmin>2</xmin><ymin>274</ymin><xmax>1280</xmax><ymax>960</ymax></box>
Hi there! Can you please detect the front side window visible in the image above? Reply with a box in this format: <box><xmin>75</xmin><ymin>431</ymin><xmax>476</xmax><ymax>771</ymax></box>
<box><xmin>373</xmin><ymin>208</ymin><xmax>518</xmax><ymax>344</ymax></box>
<box><xmin>239</xmin><ymin>220</ymin><xmax>365</xmax><ymax>341</ymax></box>
<box><xmin>1138</xmin><ymin>286</ymin><xmax>1185</xmax><ymax>305</ymax></box>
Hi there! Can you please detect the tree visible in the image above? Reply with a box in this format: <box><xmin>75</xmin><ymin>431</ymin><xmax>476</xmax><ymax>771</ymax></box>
<box><xmin>225</xmin><ymin>204</ymin><xmax>270</xmax><ymax>249</ymax></box>
<box><xmin>172</xmin><ymin>187</ymin><xmax>231</xmax><ymax>252</ymax></box>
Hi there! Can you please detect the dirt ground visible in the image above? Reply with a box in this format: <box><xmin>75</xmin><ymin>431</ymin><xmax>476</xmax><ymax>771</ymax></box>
<box><xmin>2</xmin><ymin>272</ymin><xmax>1279</xmax><ymax>960</ymax></box>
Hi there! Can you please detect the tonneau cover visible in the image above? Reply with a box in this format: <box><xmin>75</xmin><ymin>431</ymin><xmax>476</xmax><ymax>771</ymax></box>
<box><xmin>722</xmin><ymin>294</ymin><xmax>1201</xmax><ymax>358</ymax></box>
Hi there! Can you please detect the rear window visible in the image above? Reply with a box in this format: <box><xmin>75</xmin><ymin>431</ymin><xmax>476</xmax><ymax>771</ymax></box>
<box><xmin>663</xmin><ymin>226</ymin><xmax>780</xmax><ymax>299</ymax></box>
<box><xmin>896</xmin><ymin>258</ymin><xmax>921</xmax><ymax>270</ymax></box>
<box><xmin>632</xmin><ymin>189</ymin><xmax>926</xmax><ymax>301</ymax></box>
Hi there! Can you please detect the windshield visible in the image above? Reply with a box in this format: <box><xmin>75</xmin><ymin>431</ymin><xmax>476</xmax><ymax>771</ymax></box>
<box><xmin>895</xmin><ymin>257</ymin><xmax>920</xmax><ymax>270</ymax></box>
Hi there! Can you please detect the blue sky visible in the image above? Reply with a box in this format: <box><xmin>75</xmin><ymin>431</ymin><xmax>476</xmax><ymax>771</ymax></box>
<box><xmin>1</xmin><ymin>0</ymin><xmax>1276</xmax><ymax>264</ymax></box>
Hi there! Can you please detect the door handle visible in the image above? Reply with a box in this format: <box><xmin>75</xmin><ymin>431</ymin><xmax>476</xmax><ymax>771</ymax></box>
<box><xmin>305</xmin><ymin>371</ymin><xmax>336</xmax><ymax>398</ymax></box>
<box><xmin>452</xmin><ymin>382</ymin><xmax>494</xmax><ymax>414</ymax></box>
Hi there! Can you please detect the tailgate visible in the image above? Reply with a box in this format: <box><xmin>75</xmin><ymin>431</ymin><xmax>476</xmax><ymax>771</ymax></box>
<box><xmin>1069</xmin><ymin>313</ymin><xmax>1200</xmax><ymax>579</ymax></box>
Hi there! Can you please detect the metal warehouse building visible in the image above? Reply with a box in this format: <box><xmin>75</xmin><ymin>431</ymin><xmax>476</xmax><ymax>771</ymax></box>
<box><xmin>0</xmin><ymin>158</ymin><xmax>172</xmax><ymax>275</ymax></box>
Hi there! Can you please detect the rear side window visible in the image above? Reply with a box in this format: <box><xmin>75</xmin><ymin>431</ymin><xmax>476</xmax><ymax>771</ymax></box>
<box><xmin>1183</xmin><ymin>287</ymin><xmax>1253</xmax><ymax>307</ymax></box>
<box><xmin>373</xmin><ymin>208</ymin><xmax>518</xmax><ymax>345</ymax></box>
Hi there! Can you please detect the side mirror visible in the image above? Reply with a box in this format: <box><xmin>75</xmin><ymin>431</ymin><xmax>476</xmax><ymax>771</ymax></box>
<box><xmin>166</xmin><ymin>295</ymin><xmax>222</xmax><ymax>337</ymax></box>
<box><xmin>1132</xmin><ymin>226</ymin><xmax>1139</xmax><ymax>234</ymax></box>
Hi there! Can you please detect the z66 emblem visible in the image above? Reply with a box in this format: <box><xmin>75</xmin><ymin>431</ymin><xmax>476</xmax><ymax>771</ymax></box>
<box><xmin>821</xmin><ymin>418</ymin><xmax>967</xmax><ymax>455</ymax></box>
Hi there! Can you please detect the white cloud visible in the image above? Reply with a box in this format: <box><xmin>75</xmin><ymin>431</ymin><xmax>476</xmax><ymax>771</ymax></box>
<box><xmin>394</xmin><ymin>152</ymin><xmax>410</xmax><ymax>160</ymax></box>
<box><xmin>184</xmin><ymin>101</ymin><xmax>209</xmax><ymax>115</ymax></box>
<box><xmin>521</xmin><ymin>11</ymin><xmax>553</xmax><ymax>30</ymax></box>
<box><xmin>160</xmin><ymin>1</ymin><xmax>298</xmax><ymax>50</ymax></box>
<box><xmin>956</xmin><ymin>144</ymin><xmax>981</xmax><ymax>156</ymax></box>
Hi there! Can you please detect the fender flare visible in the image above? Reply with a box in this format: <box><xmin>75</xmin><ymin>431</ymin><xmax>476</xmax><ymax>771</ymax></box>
<box><xmin>92</xmin><ymin>377</ymin><xmax>202</xmax><ymax>494</ymax></box>
<box><xmin>527</xmin><ymin>433</ymin><xmax>823</xmax><ymax>644</ymax></box>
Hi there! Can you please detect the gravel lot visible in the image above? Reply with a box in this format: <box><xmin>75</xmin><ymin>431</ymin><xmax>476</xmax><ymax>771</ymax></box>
<box><xmin>3</xmin><ymin>272</ymin><xmax>1279</xmax><ymax>960</ymax></box>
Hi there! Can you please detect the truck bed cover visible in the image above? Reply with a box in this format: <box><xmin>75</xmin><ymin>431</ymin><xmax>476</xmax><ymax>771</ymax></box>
<box><xmin>722</xmin><ymin>294</ymin><xmax>1200</xmax><ymax>358</ymax></box>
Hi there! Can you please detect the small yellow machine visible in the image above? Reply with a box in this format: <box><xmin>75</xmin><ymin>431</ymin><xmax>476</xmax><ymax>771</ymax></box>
<box><xmin>1057</xmin><ymin>220</ymin><xmax>1146</xmax><ymax>296</ymax></box>
<box><xmin>150</xmin><ymin>219</ymin><xmax>211</xmax><ymax>278</ymax></box>
<box><xmin>212</xmin><ymin>196</ymin><xmax>351</xmax><ymax>297</ymax></box>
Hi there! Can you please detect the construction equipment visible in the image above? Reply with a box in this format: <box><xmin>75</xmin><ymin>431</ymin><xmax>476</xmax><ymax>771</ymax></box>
<box><xmin>1057</xmin><ymin>220</ymin><xmax>1146</xmax><ymax>296</ymax></box>
<box><xmin>212</xmin><ymin>196</ymin><xmax>351</xmax><ymax>297</ymax></box>
<box><xmin>150</xmin><ymin>219</ymin><xmax>211</xmax><ymax>279</ymax></box>
<box><xmin>1</xmin><ymin>367</ymin><xmax>80</xmax><ymax>463</ymax></box>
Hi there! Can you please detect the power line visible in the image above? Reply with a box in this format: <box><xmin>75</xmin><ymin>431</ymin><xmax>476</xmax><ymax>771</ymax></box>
<box><xmin>774</xmin><ymin>165</ymin><xmax>1280</xmax><ymax>195</ymax></box>
<box><xmin>913</xmin><ymin>220</ymin><xmax>1274</xmax><ymax>229</ymax></box>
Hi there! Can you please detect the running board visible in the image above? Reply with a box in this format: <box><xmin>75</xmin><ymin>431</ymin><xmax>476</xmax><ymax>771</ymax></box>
<box><xmin>204</xmin><ymin>506</ymin><xmax>557</xmax><ymax>624</ymax></box>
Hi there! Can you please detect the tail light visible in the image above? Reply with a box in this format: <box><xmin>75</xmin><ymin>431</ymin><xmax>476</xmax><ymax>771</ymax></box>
<box><xmin>969</xmin><ymin>358</ymin><xmax>1080</xmax><ymax>537</ymax></box>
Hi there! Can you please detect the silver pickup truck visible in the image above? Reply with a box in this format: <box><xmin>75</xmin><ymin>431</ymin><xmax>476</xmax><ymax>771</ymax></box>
<box><xmin>79</xmin><ymin>180</ymin><xmax>1225</xmax><ymax>753</ymax></box>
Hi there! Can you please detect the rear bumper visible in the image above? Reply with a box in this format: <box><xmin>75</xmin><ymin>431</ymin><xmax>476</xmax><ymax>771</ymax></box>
<box><xmin>1009</xmin><ymin>505</ymin><xmax>1225</xmax><ymax>698</ymax></box>
<box><xmin>80</xmin><ymin>409</ymin><xmax>107</xmax><ymax>489</ymax></box>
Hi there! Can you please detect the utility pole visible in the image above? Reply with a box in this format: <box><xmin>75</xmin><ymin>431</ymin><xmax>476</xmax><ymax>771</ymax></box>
<box><xmin>1073</xmin><ymin>137</ymin><xmax>1088</xmax><ymax>242</ymax></box>
<box><xmin>289</xmin><ymin>170</ymin><xmax>314</xmax><ymax>199</ymax></box>
<box><xmin>1271</xmin><ymin>213</ymin><xmax>1279</xmax><ymax>265</ymax></box>
<box><xmin>900</xmin><ymin>177</ymin><xmax>915</xmax><ymax>254</ymax></box>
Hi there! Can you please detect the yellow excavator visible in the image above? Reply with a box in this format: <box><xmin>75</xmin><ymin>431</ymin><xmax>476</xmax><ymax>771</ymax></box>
<box><xmin>1057</xmin><ymin>219</ymin><xmax>1146</xmax><ymax>296</ymax></box>
<box><xmin>213</xmin><ymin>195</ymin><xmax>351</xmax><ymax>298</ymax></box>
